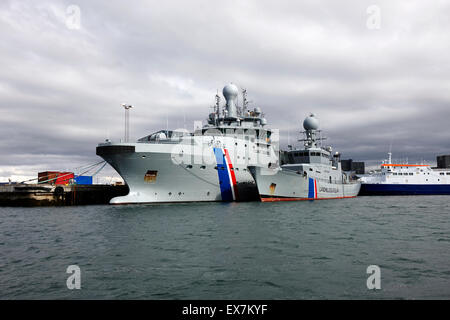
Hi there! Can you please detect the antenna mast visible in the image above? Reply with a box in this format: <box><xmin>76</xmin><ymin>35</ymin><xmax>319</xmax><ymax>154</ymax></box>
<box><xmin>242</xmin><ymin>88</ymin><xmax>248</xmax><ymax>114</ymax></box>
<box><xmin>214</xmin><ymin>91</ymin><xmax>221</xmax><ymax>125</ymax></box>
<box><xmin>215</xmin><ymin>91</ymin><xmax>221</xmax><ymax>115</ymax></box>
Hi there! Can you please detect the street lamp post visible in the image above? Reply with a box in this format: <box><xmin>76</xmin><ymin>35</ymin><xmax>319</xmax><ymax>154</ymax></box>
<box><xmin>121</xmin><ymin>103</ymin><xmax>133</xmax><ymax>142</ymax></box>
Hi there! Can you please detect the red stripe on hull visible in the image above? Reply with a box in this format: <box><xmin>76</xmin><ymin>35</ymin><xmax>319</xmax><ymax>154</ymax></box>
<box><xmin>261</xmin><ymin>196</ymin><xmax>357</xmax><ymax>202</ymax></box>
<box><xmin>223</xmin><ymin>149</ymin><xmax>239</xmax><ymax>201</ymax></box>
<box><xmin>314</xmin><ymin>179</ymin><xmax>318</xmax><ymax>199</ymax></box>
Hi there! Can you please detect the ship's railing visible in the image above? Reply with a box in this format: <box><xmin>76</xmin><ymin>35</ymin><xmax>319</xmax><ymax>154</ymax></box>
<box><xmin>137</xmin><ymin>138</ymin><xmax>187</xmax><ymax>144</ymax></box>
<box><xmin>287</xmin><ymin>170</ymin><xmax>358</xmax><ymax>185</ymax></box>
<box><xmin>136</xmin><ymin>132</ymin><xmax>273</xmax><ymax>145</ymax></box>
<box><xmin>137</xmin><ymin>130</ymin><xmax>192</xmax><ymax>144</ymax></box>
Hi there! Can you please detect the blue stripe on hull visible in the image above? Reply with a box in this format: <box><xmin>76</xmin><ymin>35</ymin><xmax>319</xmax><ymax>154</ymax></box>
<box><xmin>360</xmin><ymin>184</ymin><xmax>450</xmax><ymax>195</ymax></box>
<box><xmin>213</xmin><ymin>148</ymin><xmax>233</xmax><ymax>202</ymax></box>
<box><xmin>308</xmin><ymin>178</ymin><xmax>315</xmax><ymax>198</ymax></box>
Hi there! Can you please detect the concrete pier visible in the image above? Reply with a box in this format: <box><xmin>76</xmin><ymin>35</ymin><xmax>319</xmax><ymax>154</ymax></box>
<box><xmin>0</xmin><ymin>184</ymin><xmax>129</xmax><ymax>207</ymax></box>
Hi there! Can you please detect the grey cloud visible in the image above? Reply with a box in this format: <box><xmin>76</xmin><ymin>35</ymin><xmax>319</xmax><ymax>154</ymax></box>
<box><xmin>1</xmin><ymin>0</ymin><xmax>450</xmax><ymax>181</ymax></box>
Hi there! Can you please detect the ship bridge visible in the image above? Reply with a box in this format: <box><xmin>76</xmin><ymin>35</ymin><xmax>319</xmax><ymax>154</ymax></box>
<box><xmin>286</xmin><ymin>148</ymin><xmax>332</xmax><ymax>165</ymax></box>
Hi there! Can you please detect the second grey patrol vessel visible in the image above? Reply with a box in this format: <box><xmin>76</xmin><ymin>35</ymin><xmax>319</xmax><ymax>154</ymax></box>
<box><xmin>96</xmin><ymin>83</ymin><xmax>279</xmax><ymax>204</ymax></box>
<box><xmin>249</xmin><ymin>114</ymin><xmax>361</xmax><ymax>201</ymax></box>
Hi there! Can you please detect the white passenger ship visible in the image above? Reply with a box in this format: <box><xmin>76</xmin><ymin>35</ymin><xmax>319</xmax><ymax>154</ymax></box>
<box><xmin>359</xmin><ymin>153</ymin><xmax>450</xmax><ymax>195</ymax></box>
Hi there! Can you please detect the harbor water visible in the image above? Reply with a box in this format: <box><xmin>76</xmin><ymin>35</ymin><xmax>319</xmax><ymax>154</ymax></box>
<box><xmin>0</xmin><ymin>196</ymin><xmax>449</xmax><ymax>299</ymax></box>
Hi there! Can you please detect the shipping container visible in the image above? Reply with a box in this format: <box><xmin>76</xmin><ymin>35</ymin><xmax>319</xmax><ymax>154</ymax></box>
<box><xmin>74</xmin><ymin>176</ymin><xmax>93</xmax><ymax>185</ymax></box>
<box><xmin>38</xmin><ymin>171</ymin><xmax>74</xmax><ymax>185</ymax></box>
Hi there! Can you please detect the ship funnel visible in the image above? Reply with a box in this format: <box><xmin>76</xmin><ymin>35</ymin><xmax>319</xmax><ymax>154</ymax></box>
<box><xmin>222</xmin><ymin>83</ymin><xmax>239</xmax><ymax>118</ymax></box>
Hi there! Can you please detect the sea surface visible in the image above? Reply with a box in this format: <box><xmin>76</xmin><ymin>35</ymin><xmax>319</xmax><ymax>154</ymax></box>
<box><xmin>0</xmin><ymin>196</ymin><xmax>449</xmax><ymax>299</ymax></box>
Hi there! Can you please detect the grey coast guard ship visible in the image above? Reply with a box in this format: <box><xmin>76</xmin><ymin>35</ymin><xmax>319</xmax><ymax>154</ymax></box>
<box><xmin>249</xmin><ymin>114</ymin><xmax>361</xmax><ymax>202</ymax></box>
<box><xmin>96</xmin><ymin>83</ymin><xmax>279</xmax><ymax>204</ymax></box>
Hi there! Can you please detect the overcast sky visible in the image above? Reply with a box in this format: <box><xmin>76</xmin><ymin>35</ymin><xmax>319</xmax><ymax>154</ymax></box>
<box><xmin>1</xmin><ymin>0</ymin><xmax>450</xmax><ymax>181</ymax></box>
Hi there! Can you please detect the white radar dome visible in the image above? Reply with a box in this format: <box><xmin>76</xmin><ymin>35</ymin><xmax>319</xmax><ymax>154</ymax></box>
<box><xmin>222</xmin><ymin>83</ymin><xmax>239</xmax><ymax>100</ymax></box>
<box><xmin>303</xmin><ymin>113</ymin><xmax>320</xmax><ymax>130</ymax></box>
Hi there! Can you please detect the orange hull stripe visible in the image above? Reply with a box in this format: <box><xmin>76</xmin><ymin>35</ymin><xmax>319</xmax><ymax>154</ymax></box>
<box><xmin>261</xmin><ymin>196</ymin><xmax>357</xmax><ymax>202</ymax></box>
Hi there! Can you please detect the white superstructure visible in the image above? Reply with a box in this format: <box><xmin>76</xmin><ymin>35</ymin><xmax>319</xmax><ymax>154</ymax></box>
<box><xmin>361</xmin><ymin>153</ymin><xmax>450</xmax><ymax>185</ymax></box>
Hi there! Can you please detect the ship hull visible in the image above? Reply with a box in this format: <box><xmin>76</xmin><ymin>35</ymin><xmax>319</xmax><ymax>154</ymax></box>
<box><xmin>96</xmin><ymin>139</ymin><xmax>272</xmax><ymax>204</ymax></box>
<box><xmin>360</xmin><ymin>183</ymin><xmax>450</xmax><ymax>196</ymax></box>
<box><xmin>249</xmin><ymin>166</ymin><xmax>361</xmax><ymax>202</ymax></box>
